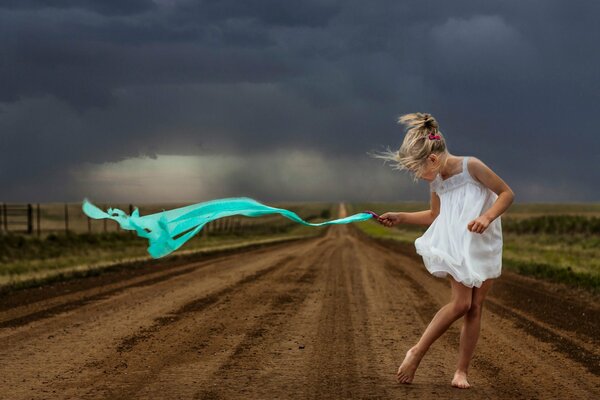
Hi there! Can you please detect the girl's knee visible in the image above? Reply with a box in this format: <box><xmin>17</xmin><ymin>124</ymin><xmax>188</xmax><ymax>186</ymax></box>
<box><xmin>451</xmin><ymin>300</ymin><xmax>472</xmax><ymax>316</ymax></box>
<box><xmin>449</xmin><ymin>278</ymin><xmax>474</xmax><ymax>316</ymax></box>
<box><xmin>466</xmin><ymin>302</ymin><xmax>483</xmax><ymax>318</ymax></box>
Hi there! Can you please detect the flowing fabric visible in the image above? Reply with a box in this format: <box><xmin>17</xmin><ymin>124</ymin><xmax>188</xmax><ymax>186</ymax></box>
<box><xmin>82</xmin><ymin>197</ymin><xmax>377</xmax><ymax>259</ymax></box>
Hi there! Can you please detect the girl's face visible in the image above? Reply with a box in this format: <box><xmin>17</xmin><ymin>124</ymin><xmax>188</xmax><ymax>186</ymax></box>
<box><xmin>415</xmin><ymin>155</ymin><xmax>441</xmax><ymax>182</ymax></box>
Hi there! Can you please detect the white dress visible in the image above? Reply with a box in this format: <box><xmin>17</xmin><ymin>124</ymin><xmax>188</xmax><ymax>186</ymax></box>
<box><xmin>414</xmin><ymin>156</ymin><xmax>503</xmax><ymax>288</ymax></box>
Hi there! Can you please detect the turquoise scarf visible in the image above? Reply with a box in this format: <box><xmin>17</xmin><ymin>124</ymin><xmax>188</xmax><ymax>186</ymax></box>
<box><xmin>82</xmin><ymin>197</ymin><xmax>378</xmax><ymax>259</ymax></box>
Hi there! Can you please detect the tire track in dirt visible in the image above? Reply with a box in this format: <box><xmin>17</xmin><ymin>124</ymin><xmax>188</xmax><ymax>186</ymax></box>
<box><xmin>488</xmin><ymin>278</ymin><xmax>600</xmax><ymax>345</ymax></box>
<box><xmin>298</xmin><ymin>239</ymin><xmax>385</xmax><ymax>399</ymax></box>
<box><xmin>115</xmin><ymin>253</ymin><xmax>298</xmax><ymax>354</ymax></box>
<box><xmin>484</xmin><ymin>297</ymin><xmax>599</xmax><ymax>375</ymax></box>
<box><xmin>0</xmin><ymin>265</ymin><xmax>202</xmax><ymax>329</ymax></box>
<box><xmin>192</xmin><ymin>244</ymin><xmax>336</xmax><ymax>400</ymax></box>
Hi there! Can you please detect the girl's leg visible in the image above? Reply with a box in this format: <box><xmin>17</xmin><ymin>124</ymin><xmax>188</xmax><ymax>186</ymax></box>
<box><xmin>397</xmin><ymin>276</ymin><xmax>473</xmax><ymax>383</ymax></box>
<box><xmin>452</xmin><ymin>278</ymin><xmax>495</xmax><ymax>389</ymax></box>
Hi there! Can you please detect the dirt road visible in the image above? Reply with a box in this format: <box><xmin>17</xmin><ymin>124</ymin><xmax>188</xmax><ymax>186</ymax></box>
<box><xmin>1</xmin><ymin>203</ymin><xmax>598</xmax><ymax>399</ymax></box>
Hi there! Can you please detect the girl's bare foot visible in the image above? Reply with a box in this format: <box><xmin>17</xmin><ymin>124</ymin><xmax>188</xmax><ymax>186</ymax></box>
<box><xmin>451</xmin><ymin>370</ymin><xmax>470</xmax><ymax>389</ymax></box>
<box><xmin>396</xmin><ymin>346</ymin><xmax>425</xmax><ymax>384</ymax></box>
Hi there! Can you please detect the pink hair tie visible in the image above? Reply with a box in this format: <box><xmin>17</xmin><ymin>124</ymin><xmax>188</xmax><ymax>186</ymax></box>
<box><xmin>428</xmin><ymin>130</ymin><xmax>441</xmax><ymax>140</ymax></box>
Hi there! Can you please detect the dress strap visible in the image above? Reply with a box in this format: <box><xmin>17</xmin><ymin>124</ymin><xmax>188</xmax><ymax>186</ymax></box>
<box><xmin>462</xmin><ymin>156</ymin><xmax>469</xmax><ymax>173</ymax></box>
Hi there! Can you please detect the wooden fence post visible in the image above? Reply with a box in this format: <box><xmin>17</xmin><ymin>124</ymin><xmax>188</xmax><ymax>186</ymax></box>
<box><xmin>27</xmin><ymin>203</ymin><xmax>33</xmax><ymax>234</ymax></box>
<box><xmin>2</xmin><ymin>203</ymin><xmax>7</xmax><ymax>232</ymax></box>
<box><xmin>64</xmin><ymin>203</ymin><xmax>69</xmax><ymax>234</ymax></box>
<box><xmin>36</xmin><ymin>203</ymin><xmax>41</xmax><ymax>237</ymax></box>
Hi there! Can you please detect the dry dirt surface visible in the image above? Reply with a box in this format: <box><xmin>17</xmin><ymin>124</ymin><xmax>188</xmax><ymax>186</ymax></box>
<box><xmin>0</xmin><ymin>203</ymin><xmax>598</xmax><ymax>400</ymax></box>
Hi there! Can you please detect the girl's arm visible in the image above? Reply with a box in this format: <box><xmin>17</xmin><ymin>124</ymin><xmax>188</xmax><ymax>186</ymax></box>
<box><xmin>468</xmin><ymin>157</ymin><xmax>515</xmax><ymax>222</ymax></box>
<box><xmin>398</xmin><ymin>209</ymin><xmax>437</xmax><ymax>226</ymax></box>
<box><xmin>379</xmin><ymin>191</ymin><xmax>439</xmax><ymax>227</ymax></box>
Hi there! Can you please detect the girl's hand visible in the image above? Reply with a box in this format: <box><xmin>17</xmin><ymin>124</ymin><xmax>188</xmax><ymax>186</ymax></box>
<box><xmin>467</xmin><ymin>215</ymin><xmax>492</xmax><ymax>234</ymax></box>
<box><xmin>378</xmin><ymin>212</ymin><xmax>402</xmax><ymax>228</ymax></box>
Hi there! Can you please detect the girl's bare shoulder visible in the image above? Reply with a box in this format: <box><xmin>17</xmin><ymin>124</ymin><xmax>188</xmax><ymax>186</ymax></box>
<box><xmin>467</xmin><ymin>156</ymin><xmax>513</xmax><ymax>195</ymax></box>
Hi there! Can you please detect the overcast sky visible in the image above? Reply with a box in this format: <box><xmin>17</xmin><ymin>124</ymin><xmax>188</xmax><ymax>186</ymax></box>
<box><xmin>1</xmin><ymin>0</ymin><xmax>598</xmax><ymax>205</ymax></box>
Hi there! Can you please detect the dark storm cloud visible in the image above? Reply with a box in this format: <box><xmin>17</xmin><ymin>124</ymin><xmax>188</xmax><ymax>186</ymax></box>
<box><xmin>1</xmin><ymin>0</ymin><xmax>599</xmax><ymax>202</ymax></box>
<box><xmin>0</xmin><ymin>0</ymin><xmax>157</xmax><ymax>16</ymax></box>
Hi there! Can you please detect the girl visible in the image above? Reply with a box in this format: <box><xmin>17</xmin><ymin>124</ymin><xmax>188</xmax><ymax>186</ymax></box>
<box><xmin>370</xmin><ymin>112</ymin><xmax>515</xmax><ymax>389</ymax></box>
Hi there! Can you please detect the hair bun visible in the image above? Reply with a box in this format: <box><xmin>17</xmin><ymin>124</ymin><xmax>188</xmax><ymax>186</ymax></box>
<box><xmin>422</xmin><ymin>113</ymin><xmax>432</xmax><ymax>127</ymax></box>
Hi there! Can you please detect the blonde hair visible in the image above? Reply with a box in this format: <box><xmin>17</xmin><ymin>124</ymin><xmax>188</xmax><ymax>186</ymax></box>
<box><xmin>368</xmin><ymin>112</ymin><xmax>448</xmax><ymax>182</ymax></box>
